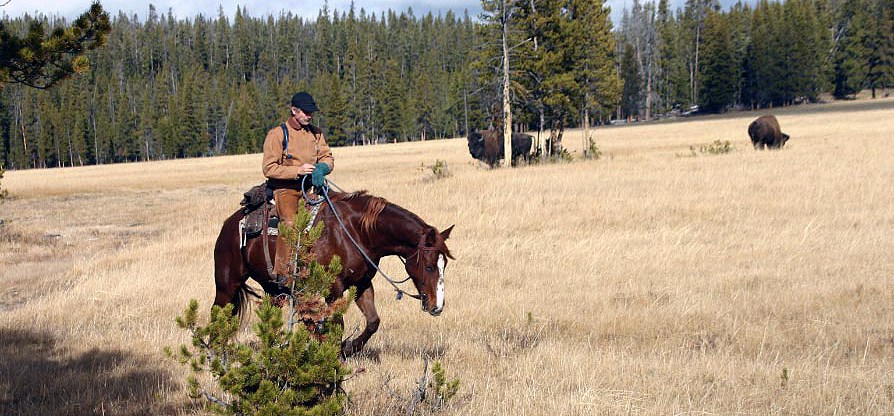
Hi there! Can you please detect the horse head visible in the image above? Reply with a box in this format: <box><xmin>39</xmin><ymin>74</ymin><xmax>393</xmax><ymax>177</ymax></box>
<box><xmin>405</xmin><ymin>225</ymin><xmax>454</xmax><ymax>316</ymax></box>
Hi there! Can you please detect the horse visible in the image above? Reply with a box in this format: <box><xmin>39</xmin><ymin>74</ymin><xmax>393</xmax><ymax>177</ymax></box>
<box><xmin>213</xmin><ymin>190</ymin><xmax>454</xmax><ymax>355</ymax></box>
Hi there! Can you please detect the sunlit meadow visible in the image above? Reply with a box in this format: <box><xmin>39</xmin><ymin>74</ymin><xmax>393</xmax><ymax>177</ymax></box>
<box><xmin>2</xmin><ymin>97</ymin><xmax>892</xmax><ymax>415</ymax></box>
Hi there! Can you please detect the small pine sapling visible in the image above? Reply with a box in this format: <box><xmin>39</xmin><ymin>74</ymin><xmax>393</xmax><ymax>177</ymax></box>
<box><xmin>168</xmin><ymin>204</ymin><xmax>352</xmax><ymax>415</ymax></box>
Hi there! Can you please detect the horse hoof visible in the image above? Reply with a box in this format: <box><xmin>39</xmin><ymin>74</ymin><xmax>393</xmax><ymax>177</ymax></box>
<box><xmin>341</xmin><ymin>339</ymin><xmax>362</xmax><ymax>357</ymax></box>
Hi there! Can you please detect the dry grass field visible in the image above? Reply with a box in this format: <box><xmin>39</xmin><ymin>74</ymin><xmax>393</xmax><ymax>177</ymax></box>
<box><xmin>2</xmin><ymin>97</ymin><xmax>893</xmax><ymax>415</ymax></box>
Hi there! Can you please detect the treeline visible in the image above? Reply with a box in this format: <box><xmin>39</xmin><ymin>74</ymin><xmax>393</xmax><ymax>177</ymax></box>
<box><xmin>0</xmin><ymin>5</ymin><xmax>485</xmax><ymax>169</ymax></box>
<box><xmin>615</xmin><ymin>0</ymin><xmax>894</xmax><ymax>119</ymax></box>
<box><xmin>2</xmin><ymin>0</ymin><xmax>893</xmax><ymax>169</ymax></box>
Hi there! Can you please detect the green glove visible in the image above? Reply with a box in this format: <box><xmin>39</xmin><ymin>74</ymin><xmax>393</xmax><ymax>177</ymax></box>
<box><xmin>311</xmin><ymin>163</ymin><xmax>331</xmax><ymax>187</ymax></box>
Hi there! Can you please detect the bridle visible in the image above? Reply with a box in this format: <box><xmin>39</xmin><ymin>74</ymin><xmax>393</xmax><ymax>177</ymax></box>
<box><xmin>400</xmin><ymin>246</ymin><xmax>445</xmax><ymax>303</ymax></box>
<box><xmin>307</xmin><ymin>177</ymin><xmax>441</xmax><ymax>302</ymax></box>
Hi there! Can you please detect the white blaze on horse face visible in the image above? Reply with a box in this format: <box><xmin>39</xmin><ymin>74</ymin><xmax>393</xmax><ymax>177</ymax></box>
<box><xmin>436</xmin><ymin>254</ymin><xmax>446</xmax><ymax>309</ymax></box>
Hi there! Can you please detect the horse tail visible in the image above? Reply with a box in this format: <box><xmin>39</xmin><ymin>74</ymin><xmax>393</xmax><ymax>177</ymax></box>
<box><xmin>232</xmin><ymin>280</ymin><xmax>262</xmax><ymax>319</ymax></box>
<box><xmin>214</xmin><ymin>209</ymin><xmax>258</xmax><ymax>319</ymax></box>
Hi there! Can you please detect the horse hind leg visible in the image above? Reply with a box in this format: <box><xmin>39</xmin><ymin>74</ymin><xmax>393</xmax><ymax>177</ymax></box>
<box><xmin>214</xmin><ymin>269</ymin><xmax>259</xmax><ymax>318</ymax></box>
<box><xmin>214</xmin><ymin>244</ymin><xmax>258</xmax><ymax>318</ymax></box>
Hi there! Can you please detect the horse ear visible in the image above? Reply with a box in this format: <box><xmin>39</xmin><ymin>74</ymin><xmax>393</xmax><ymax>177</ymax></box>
<box><xmin>440</xmin><ymin>224</ymin><xmax>455</xmax><ymax>240</ymax></box>
<box><xmin>424</xmin><ymin>228</ymin><xmax>438</xmax><ymax>246</ymax></box>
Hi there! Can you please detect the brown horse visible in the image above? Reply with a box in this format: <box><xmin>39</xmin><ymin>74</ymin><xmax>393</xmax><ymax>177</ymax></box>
<box><xmin>213</xmin><ymin>190</ymin><xmax>454</xmax><ymax>355</ymax></box>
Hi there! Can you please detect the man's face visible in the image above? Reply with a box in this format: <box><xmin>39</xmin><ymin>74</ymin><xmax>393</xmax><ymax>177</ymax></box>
<box><xmin>292</xmin><ymin>107</ymin><xmax>313</xmax><ymax>126</ymax></box>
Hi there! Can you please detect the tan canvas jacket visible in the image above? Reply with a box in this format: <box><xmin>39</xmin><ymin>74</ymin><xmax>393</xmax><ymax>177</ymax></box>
<box><xmin>262</xmin><ymin>118</ymin><xmax>334</xmax><ymax>181</ymax></box>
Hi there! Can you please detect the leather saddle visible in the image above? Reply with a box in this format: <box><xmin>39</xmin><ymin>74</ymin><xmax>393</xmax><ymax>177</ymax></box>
<box><xmin>239</xmin><ymin>184</ymin><xmax>277</xmax><ymax>241</ymax></box>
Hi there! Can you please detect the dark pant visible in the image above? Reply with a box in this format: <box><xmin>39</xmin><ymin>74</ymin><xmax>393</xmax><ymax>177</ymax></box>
<box><xmin>272</xmin><ymin>188</ymin><xmax>302</xmax><ymax>277</ymax></box>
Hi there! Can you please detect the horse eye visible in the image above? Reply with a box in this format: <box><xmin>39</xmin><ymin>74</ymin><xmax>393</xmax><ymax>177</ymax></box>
<box><xmin>425</xmin><ymin>265</ymin><xmax>435</xmax><ymax>272</ymax></box>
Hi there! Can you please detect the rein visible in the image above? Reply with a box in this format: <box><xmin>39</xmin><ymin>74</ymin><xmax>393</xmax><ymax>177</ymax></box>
<box><xmin>303</xmin><ymin>176</ymin><xmax>424</xmax><ymax>301</ymax></box>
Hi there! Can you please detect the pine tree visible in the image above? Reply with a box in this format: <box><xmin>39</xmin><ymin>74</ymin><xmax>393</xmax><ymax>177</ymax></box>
<box><xmin>656</xmin><ymin>0</ymin><xmax>674</xmax><ymax>113</ymax></box>
<box><xmin>59</xmin><ymin>77</ymin><xmax>90</xmax><ymax>166</ymax></box>
<box><xmin>658</xmin><ymin>9</ymin><xmax>691</xmax><ymax>112</ymax></box>
<box><xmin>410</xmin><ymin>53</ymin><xmax>438</xmax><ymax>141</ymax></box>
<box><xmin>169</xmin><ymin>204</ymin><xmax>351</xmax><ymax>415</ymax></box>
<box><xmin>475</xmin><ymin>0</ymin><xmax>525</xmax><ymax>162</ymax></box>
<box><xmin>112</xmin><ymin>83</ymin><xmax>137</xmax><ymax>161</ymax></box>
<box><xmin>0</xmin><ymin>6</ymin><xmax>489</xmax><ymax>166</ymax></box>
<box><xmin>570</xmin><ymin>0</ymin><xmax>620</xmax><ymax>142</ymax></box>
<box><xmin>39</xmin><ymin>87</ymin><xmax>63</xmax><ymax>167</ymax></box>
<box><xmin>0</xmin><ymin>3</ymin><xmax>111</xmax><ymax>89</ymax></box>
<box><xmin>833</xmin><ymin>0</ymin><xmax>872</xmax><ymax>98</ymax></box>
<box><xmin>726</xmin><ymin>2</ymin><xmax>752</xmax><ymax>106</ymax></box>
<box><xmin>515</xmin><ymin>0</ymin><xmax>589</xmax><ymax>156</ymax></box>
<box><xmin>175</xmin><ymin>68</ymin><xmax>208</xmax><ymax>157</ymax></box>
<box><xmin>227</xmin><ymin>83</ymin><xmax>263</xmax><ymax>154</ymax></box>
<box><xmin>620</xmin><ymin>42</ymin><xmax>643</xmax><ymax>119</ymax></box>
<box><xmin>699</xmin><ymin>11</ymin><xmax>738</xmax><ymax>112</ymax></box>
<box><xmin>342</xmin><ymin>7</ymin><xmax>364</xmax><ymax>145</ymax></box>
<box><xmin>618</xmin><ymin>0</ymin><xmax>659</xmax><ymax>119</ymax></box>
<box><xmin>866</xmin><ymin>0</ymin><xmax>894</xmax><ymax>97</ymax></box>
<box><xmin>681</xmin><ymin>0</ymin><xmax>721</xmax><ymax>105</ymax></box>
<box><xmin>315</xmin><ymin>72</ymin><xmax>350</xmax><ymax>146</ymax></box>
<box><xmin>379</xmin><ymin>58</ymin><xmax>405</xmax><ymax>142</ymax></box>
<box><xmin>784</xmin><ymin>0</ymin><xmax>824</xmax><ymax>102</ymax></box>
<box><xmin>746</xmin><ymin>0</ymin><xmax>787</xmax><ymax>106</ymax></box>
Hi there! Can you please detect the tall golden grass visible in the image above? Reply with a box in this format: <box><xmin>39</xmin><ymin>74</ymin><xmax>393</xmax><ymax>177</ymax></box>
<box><xmin>2</xmin><ymin>98</ymin><xmax>893</xmax><ymax>415</ymax></box>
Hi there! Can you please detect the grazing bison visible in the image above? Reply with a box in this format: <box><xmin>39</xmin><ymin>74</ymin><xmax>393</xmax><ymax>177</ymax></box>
<box><xmin>467</xmin><ymin>130</ymin><xmax>533</xmax><ymax>167</ymax></box>
<box><xmin>748</xmin><ymin>115</ymin><xmax>790</xmax><ymax>149</ymax></box>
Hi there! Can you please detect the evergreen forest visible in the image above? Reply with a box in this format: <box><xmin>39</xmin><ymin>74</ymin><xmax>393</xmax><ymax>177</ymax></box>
<box><xmin>1</xmin><ymin>0</ymin><xmax>891</xmax><ymax>170</ymax></box>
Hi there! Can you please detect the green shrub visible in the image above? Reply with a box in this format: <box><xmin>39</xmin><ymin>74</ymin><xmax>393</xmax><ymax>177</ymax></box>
<box><xmin>405</xmin><ymin>358</ymin><xmax>461</xmax><ymax>415</ymax></box>
<box><xmin>431</xmin><ymin>159</ymin><xmax>450</xmax><ymax>179</ymax></box>
<box><xmin>676</xmin><ymin>140</ymin><xmax>735</xmax><ymax>158</ymax></box>
<box><xmin>699</xmin><ymin>140</ymin><xmax>734</xmax><ymax>155</ymax></box>
<box><xmin>0</xmin><ymin>166</ymin><xmax>8</xmax><ymax>202</ymax></box>
<box><xmin>582</xmin><ymin>137</ymin><xmax>602</xmax><ymax>160</ymax></box>
<box><xmin>422</xmin><ymin>159</ymin><xmax>451</xmax><ymax>180</ymax></box>
<box><xmin>167</xmin><ymin>204</ymin><xmax>351</xmax><ymax>415</ymax></box>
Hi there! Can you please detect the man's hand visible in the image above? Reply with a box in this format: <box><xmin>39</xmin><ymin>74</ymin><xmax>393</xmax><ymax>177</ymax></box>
<box><xmin>311</xmin><ymin>163</ymin><xmax>331</xmax><ymax>187</ymax></box>
<box><xmin>298</xmin><ymin>163</ymin><xmax>316</xmax><ymax>175</ymax></box>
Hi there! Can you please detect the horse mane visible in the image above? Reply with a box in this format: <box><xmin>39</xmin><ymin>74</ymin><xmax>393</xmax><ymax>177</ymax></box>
<box><xmin>329</xmin><ymin>190</ymin><xmax>452</xmax><ymax>258</ymax></box>
<box><xmin>329</xmin><ymin>190</ymin><xmax>388</xmax><ymax>237</ymax></box>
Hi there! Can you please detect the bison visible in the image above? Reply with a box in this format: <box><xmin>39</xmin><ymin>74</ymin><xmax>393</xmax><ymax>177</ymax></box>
<box><xmin>748</xmin><ymin>115</ymin><xmax>790</xmax><ymax>149</ymax></box>
<box><xmin>467</xmin><ymin>130</ymin><xmax>533</xmax><ymax>167</ymax></box>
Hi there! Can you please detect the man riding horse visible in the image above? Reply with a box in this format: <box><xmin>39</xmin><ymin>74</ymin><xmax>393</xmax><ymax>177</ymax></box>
<box><xmin>262</xmin><ymin>91</ymin><xmax>333</xmax><ymax>283</ymax></box>
<box><xmin>216</xmin><ymin>91</ymin><xmax>454</xmax><ymax>354</ymax></box>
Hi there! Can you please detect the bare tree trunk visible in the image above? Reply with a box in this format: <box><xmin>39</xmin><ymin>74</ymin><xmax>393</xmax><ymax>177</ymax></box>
<box><xmin>92</xmin><ymin>111</ymin><xmax>99</xmax><ymax>164</ymax></box>
<box><xmin>692</xmin><ymin>24</ymin><xmax>701</xmax><ymax>104</ymax></box>
<box><xmin>67</xmin><ymin>127</ymin><xmax>75</xmax><ymax>167</ymax></box>
<box><xmin>501</xmin><ymin>0</ymin><xmax>513</xmax><ymax>168</ymax></box>
<box><xmin>463</xmin><ymin>89</ymin><xmax>469</xmax><ymax>138</ymax></box>
<box><xmin>49</xmin><ymin>116</ymin><xmax>62</xmax><ymax>167</ymax></box>
<box><xmin>645</xmin><ymin>63</ymin><xmax>653</xmax><ymax>120</ymax></box>
<box><xmin>21</xmin><ymin>122</ymin><xmax>31</xmax><ymax>169</ymax></box>
<box><xmin>583</xmin><ymin>108</ymin><xmax>590</xmax><ymax>156</ymax></box>
<box><xmin>537</xmin><ymin>110</ymin><xmax>544</xmax><ymax>159</ymax></box>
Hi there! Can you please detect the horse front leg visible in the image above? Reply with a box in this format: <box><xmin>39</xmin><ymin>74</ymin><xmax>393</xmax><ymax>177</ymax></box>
<box><xmin>342</xmin><ymin>282</ymin><xmax>379</xmax><ymax>356</ymax></box>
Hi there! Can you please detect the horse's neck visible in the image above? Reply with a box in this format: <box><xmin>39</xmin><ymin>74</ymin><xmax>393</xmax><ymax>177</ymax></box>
<box><xmin>371</xmin><ymin>204</ymin><xmax>426</xmax><ymax>258</ymax></box>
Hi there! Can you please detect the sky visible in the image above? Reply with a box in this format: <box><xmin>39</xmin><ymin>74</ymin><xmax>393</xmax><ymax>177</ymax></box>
<box><xmin>2</xmin><ymin>0</ymin><xmax>486</xmax><ymax>21</ymax></box>
<box><xmin>1</xmin><ymin>0</ymin><xmax>736</xmax><ymax>28</ymax></box>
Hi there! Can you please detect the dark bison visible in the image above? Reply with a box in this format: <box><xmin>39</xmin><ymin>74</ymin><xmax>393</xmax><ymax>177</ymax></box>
<box><xmin>748</xmin><ymin>115</ymin><xmax>790</xmax><ymax>149</ymax></box>
<box><xmin>467</xmin><ymin>130</ymin><xmax>533</xmax><ymax>167</ymax></box>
